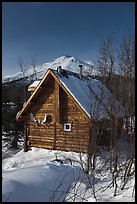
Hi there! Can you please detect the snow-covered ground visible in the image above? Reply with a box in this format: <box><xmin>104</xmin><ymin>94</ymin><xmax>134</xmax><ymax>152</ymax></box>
<box><xmin>2</xmin><ymin>146</ymin><xmax>135</xmax><ymax>202</ymax></box>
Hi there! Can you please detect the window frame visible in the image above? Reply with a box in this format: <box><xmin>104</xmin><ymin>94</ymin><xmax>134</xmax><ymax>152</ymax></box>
<box><xmin>64</xmin><ymin>123</ymin><xmax>72</xmax><ymax>132</ymax></box>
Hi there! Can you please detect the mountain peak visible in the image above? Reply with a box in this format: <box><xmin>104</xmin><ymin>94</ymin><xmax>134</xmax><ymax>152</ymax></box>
<box><xmin>2</xmin><ymin>55</ymin><xmax>96</xmax><ymax>84</ymax></box>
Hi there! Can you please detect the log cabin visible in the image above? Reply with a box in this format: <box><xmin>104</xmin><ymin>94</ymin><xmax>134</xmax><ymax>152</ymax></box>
<box><xmin>16</xmin><ymin>66</ymin><xmax>126</xmax><ymax>153</ymax></box>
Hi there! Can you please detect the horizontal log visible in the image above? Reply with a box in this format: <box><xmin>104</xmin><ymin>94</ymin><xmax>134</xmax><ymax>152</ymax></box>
<box><xmin>67</xmin><ymin>104</ymin><xmax>79</xmax><ymax>108</ymax></box>
<box><xmin>55</xmin><ymin>146</ymin><xmax>87</xmax><ymax>153</ymax></box>
<box><xmin>55</xmin><ymin>146</ymin><xmax>88</xmax><ymax>151</ymax></box>
<box><xmin>31</xmin><ymin>99</ymin><xmax>54</xmax><ymax>107</ymax></box>
<box><xmin>55</xmin><ymin>142</ymin><xmax>88</xmax><ymax>147</ymax></box>
<box><xmin>30</xmin><ymin>141</ymin><xmax>53</xmax><ymax>146</ymax></box>
<box><xmin>28</xmin><ymin>133</ymin><xmax>89</xmax><ymax>140</ymax></box>
<box><xmin>29</xmin><ymin>137</ymin><xmax>88</xmax><ymax>146</ymax></box>
<box><xmin>40</xmin><ymin>87</ymin><xmax>54</xmax><ymax>91</ymax></box>
<box><xmin>29</xmin><ymin>132</ymin><xmax>54</xmax><ymax>136</ymax></box>
<box><xmin>29</xmin><ymin>126</ymin><xmax>89</xmax><ymax>131</ymax></box>
<box><xmin>55</xmin><ymin>134</ymin><xmax>89</xmax><ymax>139</ymax></box>
<box><xmin>42</xmin><ymin>103</ymin><xmax>54</xmax><ymax>108</ymax></box>
<box><xmin>29</xmin><ymin>136</ymin><xmax>54</xmax><ymax>140</ymax></box>
<box><xmin>29</xmin><ymin>144</ymin><xmax>88</xmax><ymax>153</ymax></box>
<box><xmin>29</xmin><ymin>122</ymin><xmax>55</xmax><ymax>126</ymax></box>
<box><xmin>29</xmin><ymin>124</ymin><xmax>55</xmax><ymax>128</ymax></box>
<box><xmin>29</xmin><ymin>130</ymin><xmax>54</xmax><ymax>135</ymax></box>
<box><xmin>62</xmin><ymin>112</ymin><xmax>83</xmax><ymax>116</ymax></box>
<box><xmin>29</xmin><ymin>134</ymin><xmax>54</xmax><ymax>138</ymax></box>
<box><xmin>42</xmin><ymin>104</ymin><xmax>54</xmax><ymax>107</ymax></box>
<box><xmin>70</xmin><ymin>126</ymin><xmax>89</xmax><ymax>129</ymax></box>
<box><xmin>62</xmin><ymin>130</ymin><xmax>89</xmax><ymax>134</ymax></box>
<box><xmin>72</xmin><ymin>123</ymin><xmax>89</xmax><ymax>126</ymax></box>
<box><xmin>30</xmin><ymin>144</ymin><xmax>53</xmax><ymax>149</ymax></box>
<box><xmin>56</xmin><ymin>137</ymin><xmax>88</xmax><ymax>144</ymax></box>
<box><xmin>29</xmin><ymin>122</ymin><xmax>88</xmax><ymax>127</ymax></box>
<box><xmin>29</xmin><ymin>128</ymin><xmax>54</xmax><ymax>131</ymax></box>
<box><xmin>28</xmin><ymin>133</ymin><xmax>56</xmax><ymax>137</ymax></box>
<box><xmin>40</xmin><ymin>87</ymin><xmax>54</xmax><ymax>92</ymax></box>
<box><xmin>40</xmin><ymin>96</ymin><xmax>54</xmax><ymax>101</ymax></box>
<box><xmin>62</xmin><ymin>116</ymin><xmax>87</xmax><ymax>122</ymax></box>
<box><xmin>31</xmin><ymin>107</ymin><xmax>54</xmax><ymax>113</ymax></box>
<box><xmin>56</xmin><ymin>136</ymin><xmax>89</xmax><ymax>141</ymax></box>
<box><xmin>29</xmin><ymin>129</ymin><xmax>90</xmax><ymax>135</ymax></box>
<box><xmin>56</xmin><ymin>134</ymin><xmax>89</xmax><ymax>140</ymax></box>
<box><xmin>31</xmin><ymin>96</ymin><xmax>53</xmax><ymax>104</ymax></box>
<box><xmin>30</xmin><ymin>140</ymin><xmax>53</xmax><ymax>145</ymax></box>
<box><xmin>36</xmin><ymin>104</ymin><xmax>53</xmax><ymax>109</ymax></box>
<box><xmin>29</xmin><ymin>132</ymin><xmax>89</xmax><ymax>142</ymax></box>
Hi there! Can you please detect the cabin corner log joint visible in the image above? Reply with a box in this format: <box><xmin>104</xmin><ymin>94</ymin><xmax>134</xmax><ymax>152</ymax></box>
<box><xmin>16</xmin><ymin>67</ymin><xmax>126</xmax><ymax>153</ymax></box>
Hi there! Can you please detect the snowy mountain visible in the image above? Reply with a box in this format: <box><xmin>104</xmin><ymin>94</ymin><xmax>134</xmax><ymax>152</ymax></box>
<box><xmin>2</xmin><ymin>55</ymin><xmax>97</xmax><ymax>84</ymax></box>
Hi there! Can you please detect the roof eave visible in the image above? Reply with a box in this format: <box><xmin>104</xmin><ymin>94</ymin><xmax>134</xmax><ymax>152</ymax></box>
<box><xmin>16</xmin><ymin>68</ymin><xmax>52</xmax><ymax>120</ymax></box>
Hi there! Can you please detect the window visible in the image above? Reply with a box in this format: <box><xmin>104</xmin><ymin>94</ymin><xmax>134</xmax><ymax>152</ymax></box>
<box><xmin>64</xmin><ymin>123</ymin><xmax>71</xmax><ymax>131</ymax></box>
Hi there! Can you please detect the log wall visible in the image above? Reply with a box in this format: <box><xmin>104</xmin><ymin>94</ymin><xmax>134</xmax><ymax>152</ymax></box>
<box><xmin>25</xmin><ymin>76</ymin><xmax>91</xmax><ymax>153</ymax></box>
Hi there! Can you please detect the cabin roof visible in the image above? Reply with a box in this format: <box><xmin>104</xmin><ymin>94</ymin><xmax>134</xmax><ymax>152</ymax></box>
<box><xmin>52</xmin><ymin>69</ymin><xmax>126</xmax><ymax>119</ymax></box>
<box><xmin>16</xmin><ymin>68</ymin><xmax>126</xmax><ymax>121</ymax></box>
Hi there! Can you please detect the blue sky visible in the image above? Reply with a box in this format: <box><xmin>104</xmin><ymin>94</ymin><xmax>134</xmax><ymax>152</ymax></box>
<box><xmin>2</xmin><ymin>2</ymin><xmax>135</xmax><ymax>78</ymax></box>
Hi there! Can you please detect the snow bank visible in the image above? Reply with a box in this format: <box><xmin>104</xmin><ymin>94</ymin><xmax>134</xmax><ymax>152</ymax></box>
<box><xmin>2</xmin><ymin>147</ymin><xmax>135</xmax><ymax>202</ymax></box>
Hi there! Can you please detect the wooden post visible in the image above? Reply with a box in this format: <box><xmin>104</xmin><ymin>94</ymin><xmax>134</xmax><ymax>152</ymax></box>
<box><xmin>54</xmin><ymin>81</ymin><xmax>60</xmax><ymax>123</ymax></box>
<box><xmin>53</xmin><ymin>81</ymin><xmax>60</xmax><ymax>149</ymax></box>
<box><xmin>24</xmin><ymin>122</ymin><xmax>29</xmax><ymax>152</ymax></box>
<box><xmin>53</xmin><ymin>122</ymin><xmax>56</xmax><ymax>149</ymax></box>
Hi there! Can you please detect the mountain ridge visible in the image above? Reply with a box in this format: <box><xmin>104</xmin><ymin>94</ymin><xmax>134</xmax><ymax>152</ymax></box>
<box><xmin>2</xmin><ymin>55</ymin><xmax>97</xmax><ymax>84</ymax></box>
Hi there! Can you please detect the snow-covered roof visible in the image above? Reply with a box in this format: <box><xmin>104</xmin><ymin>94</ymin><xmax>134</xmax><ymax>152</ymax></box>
<box><xmin>28</xmin><ymin>81</ymin><xmax>40</xmax><ymax>92</ymax></box>
<box><xmin>16</xmin><ymin>68</ymin><xmax>126</xmax><ymax>120</ymax></box>
<box><xmin>28</xmin><ymin>81</ymin><xmax>40</xmax><ymax>88</ymax></box>
<box><xmin>53</xmin><ymin>69</ymin><xmax>126</xmax><ymax>120</ymax></box>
